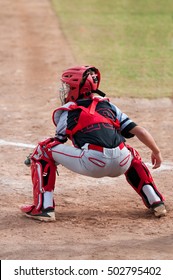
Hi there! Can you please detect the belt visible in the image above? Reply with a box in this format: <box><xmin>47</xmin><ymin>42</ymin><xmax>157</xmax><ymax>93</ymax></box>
<box><xmin>88</xmin><ymin>142</ymin><xmax>125</xmax><ymax>152</ymax></box>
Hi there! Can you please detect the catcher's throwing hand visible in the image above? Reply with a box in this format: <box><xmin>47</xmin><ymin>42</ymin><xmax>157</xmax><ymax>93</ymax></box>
<box><xmin>130</xmin><ymin>126</ymin><xmax>163</xmax><ymax>169</ymax></box>
<box><xmin>151</xmin><ymin>151</ymin><xmax>163</xmax><ymax>169</ymax></box>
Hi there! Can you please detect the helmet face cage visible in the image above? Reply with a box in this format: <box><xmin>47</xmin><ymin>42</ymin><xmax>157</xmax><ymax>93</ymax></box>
<box><xmin>59</xmin><ymin>82</ymin><xmax>70</xmax><ymax>105</ymax></box>
<box><xmin>59</xmin><ymin>66</ymin><xmax>100</xmax><ymax>104</ymax></box>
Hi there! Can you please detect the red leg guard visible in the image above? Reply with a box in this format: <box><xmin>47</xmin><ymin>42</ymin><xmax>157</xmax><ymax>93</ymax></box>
<box><xmin>125</xmin><ymin>145</ymin><xmax>164</xmax><ymax>208</ymax></box>
<box><xmin>21</xmin><ymin>138</ymin><xmax>59</xmax><ymax>214</ymax></box>
<box><xmin>31</xmin><ymin>161</ymin><xmax>44</xmax><ymax>210</ymax></box>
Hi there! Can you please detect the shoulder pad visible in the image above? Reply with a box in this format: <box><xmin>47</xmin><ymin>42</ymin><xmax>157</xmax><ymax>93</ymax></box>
<box><xmin>52</xmin><ymin>102</ymin><xmax>76</xmax><ymax>126</ymax></box>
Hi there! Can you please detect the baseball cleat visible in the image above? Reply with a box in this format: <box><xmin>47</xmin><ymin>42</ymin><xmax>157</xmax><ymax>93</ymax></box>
<box><xmin>20</xmin><ymin>205</ymin><xmax>56</xmax><ymax>222</ymax></box>
<box><xmin>152</xmin><ymin>203</ymin><xmax>167</xmax><ymax>217</ymax></box>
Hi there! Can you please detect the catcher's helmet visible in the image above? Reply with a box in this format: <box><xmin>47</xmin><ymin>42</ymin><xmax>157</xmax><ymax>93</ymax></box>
<box><xmin>59</xmin><ymin>65</ymin><xmax>101</xmax><ymax>104</ymax></box>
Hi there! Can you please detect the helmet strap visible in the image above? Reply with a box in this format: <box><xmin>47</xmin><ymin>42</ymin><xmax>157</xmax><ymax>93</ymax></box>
<box><xmin>95</xmin><ymin>89</ymin><xmax>106</xmax><ymax>97</ymax></box>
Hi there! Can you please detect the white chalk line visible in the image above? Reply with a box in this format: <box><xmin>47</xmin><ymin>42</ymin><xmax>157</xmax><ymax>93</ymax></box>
<box><xmin>0</xmin><ymin>139</ymin><xmax>35</xmax><ymax>149</ymax></box>
<box><xmin>147</xmin><ymin>162</ymin><xmax>173</xmax><ymax>172</ymax></box>
<box><xmin>0</xmin><ymin>139</ymin><xmax>173</xmax><ymax>171</ymax></box>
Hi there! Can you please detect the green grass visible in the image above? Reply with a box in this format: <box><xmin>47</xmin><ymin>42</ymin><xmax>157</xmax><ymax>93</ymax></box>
<box><xmin>51</xmin><ymin>0</ymin><xmax>173</xmax><ymax>98</ymax></box>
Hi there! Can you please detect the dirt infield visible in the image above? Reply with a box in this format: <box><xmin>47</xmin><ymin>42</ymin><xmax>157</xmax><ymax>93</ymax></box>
<box><xmin>0</xmin><ymin>0</ymin><xmax>173</xmax><ymax>260</ymax></box>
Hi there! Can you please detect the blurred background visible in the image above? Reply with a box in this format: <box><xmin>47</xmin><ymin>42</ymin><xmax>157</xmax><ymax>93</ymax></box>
<box><xmin>52</xmin><ymin>0</ymin><xmax>173</xmax><ymax>98</ymax></box>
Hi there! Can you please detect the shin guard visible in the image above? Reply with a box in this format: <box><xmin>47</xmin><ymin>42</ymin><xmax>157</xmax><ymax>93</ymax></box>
<box><xmin>31</xmin><ymin>159</ymin><xmax>56</xmax><ymax>211</ymax></box>
<box><xmin>125</xmin><ymin>145</ymin><xmax>164</xmax><ymax>208</ymax></box>
<box><xmin>23</xmin><ymin>139</ymin><xmax>58</xmax><ymax>214</ymax></box>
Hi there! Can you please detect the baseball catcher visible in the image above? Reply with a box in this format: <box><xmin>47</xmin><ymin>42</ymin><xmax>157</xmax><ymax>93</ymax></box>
<box><xmin>21</xmin><ymin>65</ymin><xmax>166</xmax><ymax>222</ymax></box>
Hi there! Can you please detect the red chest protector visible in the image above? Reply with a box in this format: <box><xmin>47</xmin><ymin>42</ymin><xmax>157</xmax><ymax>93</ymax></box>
<box><xmin>66</xmin><ymin>97</ymin><xmax>120</xmax><ymax>139</ymax></box>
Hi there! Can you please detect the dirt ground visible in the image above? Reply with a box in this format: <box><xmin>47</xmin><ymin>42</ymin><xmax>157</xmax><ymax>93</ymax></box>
<box><xmin>0</xmin><ymin>0</ymin><xmax>173</xmax><ymax>260</ymax></box>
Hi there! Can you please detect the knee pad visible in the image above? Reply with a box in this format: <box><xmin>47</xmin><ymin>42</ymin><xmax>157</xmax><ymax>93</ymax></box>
<box><xmin>125</xmin><ymin>145</ymin><xmax>164</xmax><ymax>208</ymax></box>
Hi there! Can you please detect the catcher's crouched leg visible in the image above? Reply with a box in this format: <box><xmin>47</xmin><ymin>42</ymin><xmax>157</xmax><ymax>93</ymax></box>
<box><xmin>21</xmin><ymin>138</ymin><xmax>60</xmax><ymax>222</ymax></box>
<box><xmin>125</xmin><ymin>145</ymin><xmax>166</xmax><ymax>217</ymax></box>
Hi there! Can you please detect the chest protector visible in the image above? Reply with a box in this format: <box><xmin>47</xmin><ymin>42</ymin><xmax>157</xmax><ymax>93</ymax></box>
<box><xmin>53</xmin><ymin>97</ymin><xmax>120</xmax><ymax>139</ymax></box>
